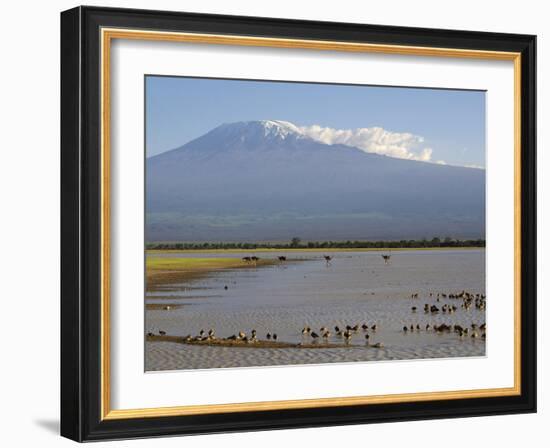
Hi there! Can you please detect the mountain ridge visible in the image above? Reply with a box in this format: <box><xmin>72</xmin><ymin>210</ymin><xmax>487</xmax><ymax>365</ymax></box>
<box><xmin>146</xmin><ymin>120</ymin><xmax>485</xmax><ymax>242</ymax></box>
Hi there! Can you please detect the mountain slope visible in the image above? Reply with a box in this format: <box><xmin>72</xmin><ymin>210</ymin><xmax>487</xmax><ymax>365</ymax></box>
<box><xmin>146</xmin><ymin>120</ymin><xmax>485</xmax><ymax>242</ymax></box>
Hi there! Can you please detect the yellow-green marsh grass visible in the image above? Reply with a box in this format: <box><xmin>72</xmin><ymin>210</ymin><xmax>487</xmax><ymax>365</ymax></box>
<box><xmin>146</xmin><ymin>256</ymin><xmax>277</xmax><ymax>290</ymax></box>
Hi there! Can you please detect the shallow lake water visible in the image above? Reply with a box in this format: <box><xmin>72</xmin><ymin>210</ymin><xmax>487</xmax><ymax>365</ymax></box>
<box><xmin>145</xmin><ymin>249</ymin><xmax>486</xmax><ymax>371</ymax></box>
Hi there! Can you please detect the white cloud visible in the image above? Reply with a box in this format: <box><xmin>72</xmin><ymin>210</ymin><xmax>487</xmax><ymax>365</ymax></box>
<box><xmin>463</xmin><ymin>163</ymin><xmax>484</xmax><ymax>170</ymax></box>
<box><xmin>297</xmin><ymin>124</ymin><xmax>440</xmax><ymax>163</ymax></box>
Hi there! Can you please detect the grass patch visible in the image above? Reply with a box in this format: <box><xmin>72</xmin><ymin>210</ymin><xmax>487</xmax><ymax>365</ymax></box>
<box><xmin>146</xmin><ymin>256</ymin><xmax>277</xmax><ymax>291</ymax></box>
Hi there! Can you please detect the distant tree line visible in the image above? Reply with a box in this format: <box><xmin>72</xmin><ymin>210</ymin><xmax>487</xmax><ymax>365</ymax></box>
<box><xmin>146</xmin><ymin>236</ymin><xmax>485</xmax><ymax>251</ymax></box>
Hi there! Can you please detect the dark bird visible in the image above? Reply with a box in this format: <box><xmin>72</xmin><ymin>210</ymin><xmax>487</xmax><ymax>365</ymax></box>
<box><xmin>147</xmin><ymin>332</ymin><xmax>154</xmax><ymax>337</ymax></box>
<box><xmin>311</xmin><ymin>331</ymin><xmax>319</xmax><ymax>339</ymax></box>
<box><xmin>272</xmin><ymin>333</ymin><xmax>278</xmax><ymax>341</ymax></box>
<box><xmin>371</xmin><ymin>324</ymin><xmax>377</xmax><ymax>331</ymax></box>
<box><xmin>278</xmin><ymin>256</ymin><xmax>287</xmax><ymax>263</ymax></box>
<box><xmin>403</xmin><ymin>326</ymin><xmax>408</xmax><ymax>332</ymax></box>
<box><xmin>224</xmin><ymin>285</ymin><xmax>228</xmax><ymax>290</ymax></box>
<box><xmin>159</xmin><ymin>330</ymin><xmax>166</xmax><ymax>336</ymax></box>
<box><xmin>362</xmin><ymin>324</ymin><xmax>369</xmax><ymax>330</ymax></box>
<box><xmin>411</xmin><ymin>306</ymin><xmax>417</xmax><ymax>312</ymax></box>
<box><xmin>324</xmin><ymin>255</ymin><xmax>332</xmax><ymax>265</ymax></box>
<box><xmin>266</xmin><ymin>333</ymin><xmax>271</xmax><ymax>340</ymax></box>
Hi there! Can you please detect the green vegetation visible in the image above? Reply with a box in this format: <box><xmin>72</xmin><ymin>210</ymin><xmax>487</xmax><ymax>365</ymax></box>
<box><xmin>146</xmin><ymin>237</ymin><xmax>485</xmax><ymax>251</ymax></box>
<box><xmin>146</xmin><ymin>256</ymin><xmax>277</xmax><ymax>290</ymax></box>
<box><xmin>147</xmin><ymin>257</ymin><xmax>247</xmax><ymax>271</ymax></box>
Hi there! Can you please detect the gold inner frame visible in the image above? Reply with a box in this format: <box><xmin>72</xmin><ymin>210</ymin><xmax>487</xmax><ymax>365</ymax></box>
<box><xmin>100</xmin><ymin>28</ymin><xmax>522</xmax><ymax>421</ymax></box>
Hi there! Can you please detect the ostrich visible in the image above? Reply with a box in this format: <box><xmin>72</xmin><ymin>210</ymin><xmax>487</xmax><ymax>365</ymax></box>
<box><xmin>381</xmin><ymin>254</ymin><xmax>391</xmax><ymax>265</ymax></box>
<box><xmin>323</xmin><ymin>255</ymin><xmax>332</xmax><ymax>266</ymax></box>
<box><xmin>278</xmin><ymin>256</ymin><xmax>287</xmax><ymax>263</ymax></box>
<box><xmin>250</xmin><ymin>256</ymin><xmax>259</xmax><ymax>266</ymax></box>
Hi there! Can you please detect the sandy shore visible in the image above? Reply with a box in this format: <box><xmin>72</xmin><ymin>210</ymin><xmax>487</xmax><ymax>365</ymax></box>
<box><xmin>146</xmin><ymin>333</ymin><xmax>364</xmax><ymax>349</ymax></box>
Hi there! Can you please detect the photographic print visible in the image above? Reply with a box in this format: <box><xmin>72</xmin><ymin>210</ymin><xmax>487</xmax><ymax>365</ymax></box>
<box><xmin>61</xmin><ymin>9</ymin><xmax>536</xmax><ymax>439</ymax></box>
<box><xmin>144</xmin><ymin>76</ymin><xmax>487</xmax><ymax>371</ymax></box>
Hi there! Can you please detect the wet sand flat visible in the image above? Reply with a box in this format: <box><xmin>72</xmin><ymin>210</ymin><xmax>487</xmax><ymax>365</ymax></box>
<box><xmin>145</xmin><ymin>249</ymin><xmax>486</xmax><ymax>371</ymax></box>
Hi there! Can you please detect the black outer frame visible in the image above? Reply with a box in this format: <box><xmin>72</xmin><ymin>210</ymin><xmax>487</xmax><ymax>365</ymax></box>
<box><xmin>60</xmin><ymin>6</ymin><xmax>536</xmax><ymax>442</ymax></box>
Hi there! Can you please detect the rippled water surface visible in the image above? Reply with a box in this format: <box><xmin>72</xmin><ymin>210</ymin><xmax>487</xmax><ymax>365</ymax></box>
<box><xmin>145</xmin><ymin>249</ymin><xmax>486</xmax><ymax>371</ymax></box>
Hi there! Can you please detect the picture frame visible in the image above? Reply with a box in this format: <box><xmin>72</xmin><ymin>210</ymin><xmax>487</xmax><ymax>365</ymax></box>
<box><xmin>60</xmin><ymin>5</ymin><xmax>536</xmax><ymax>441</ymax></box>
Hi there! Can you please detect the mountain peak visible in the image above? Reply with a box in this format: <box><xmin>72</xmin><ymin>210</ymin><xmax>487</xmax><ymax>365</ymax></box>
<box><xmin>169</xmin><ymin>119</ymin><xmax>313</xmax><ymax>155</ymax></box>
<box><xmin>257</xmin><ymin>120</ymin><xmax>303</xmax><ymax>138</ymax></box>
<box><xmin>213</xmin><ymin>120</ymin><xmax>306</xmax><ymax>142</ymax></box>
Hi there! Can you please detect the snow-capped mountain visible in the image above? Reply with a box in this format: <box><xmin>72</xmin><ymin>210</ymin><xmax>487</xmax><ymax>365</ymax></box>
<box><xmin>146</xmin><ymin>120</ymin><xmax>485</xmax><ymax>242</ymax></box>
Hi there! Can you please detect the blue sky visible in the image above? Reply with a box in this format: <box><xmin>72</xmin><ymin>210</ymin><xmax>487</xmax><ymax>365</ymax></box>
<box><xmin>145</xmin><ymin>76</ymin><xmax>485</xmax><ymax>168</ymax></box>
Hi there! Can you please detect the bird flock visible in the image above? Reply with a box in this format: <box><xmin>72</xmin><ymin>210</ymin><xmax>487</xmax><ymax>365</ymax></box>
<box><xmin>299</xmin><ymin>323</ymin><xmax>383</xmax><ymax>347</ymax></box>
<box><xmin>403</xmin><ymin>290</ymin><xmax>486</xmax><ymax>340</ymax></box>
